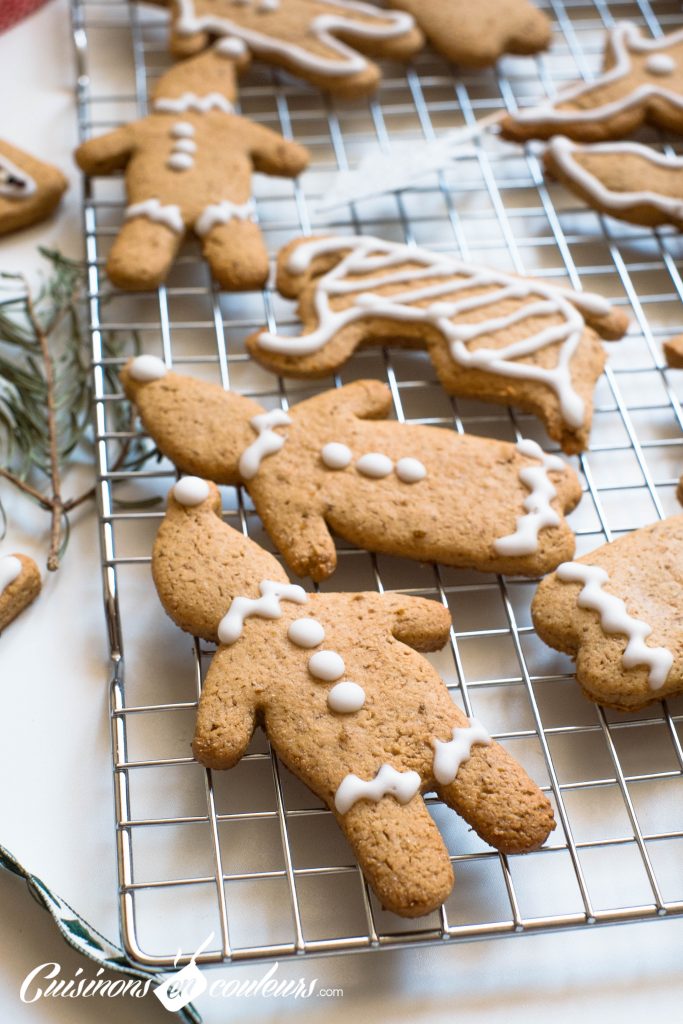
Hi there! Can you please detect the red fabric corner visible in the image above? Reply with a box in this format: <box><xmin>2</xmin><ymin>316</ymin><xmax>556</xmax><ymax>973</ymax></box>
<box><xmin>0</xmin><ymin>0</ymin><xmax>51</xmax><ymax>33</ymax></box>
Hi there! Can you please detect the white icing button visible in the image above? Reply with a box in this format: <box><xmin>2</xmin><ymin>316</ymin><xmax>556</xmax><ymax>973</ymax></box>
<box><xmin>215</xmin><ymin>36</ymin><xmax>249</xmax><ymax>57</ymax></box>
<box><xmin>327</xmin><ymin>681</ymin><xmax>366</xmax><ymax>714</ymax></box>
<box><xmin>321</xmin><ymin>442</ymin><xmax>353</xmax><ymax>470</ymax></box>
<box><xmin>129</xmin><ymin>354</ymin><xmax>168</xmax><ymax>382</ymax></box>
<box><xmin>0</xmin><ymin>555</ymin><xmax>22</xmax><ymax>597</ymax></box>
<box><xmin>288</xmin><ymin>617</ymin><xmax>325</xmax><ymax>648</ymax></box>
<box><xmin>308</xmin><ymin>650</ymin><xmax>345</xmax><ymax>682</ymax></box>
<box><xmin>171</xmin><ymin>121</ymin><xmax>195</xmax><ymax>138</ymax></box>
<box><xmin>645</xmin><ymin>53</ymin><xmax>676</xmax><ymax>76</ymax></box>
<box><xmin>167</xmin><ymin>152</ymin><xmax>194</xmax><ymax>172</ymax></box>
<box><xmin>395</xmin><ymin>457</ymin><xmax>427</xmax><ymax>483</ymax></box>
<box><xmin>173</xmin><ymin>477</ymin><xmax>210</xmax><ymax>506</ymax></box>
<box><xmin>356</xmin><ymin>453</ymin><xmax>393</xmax><ymax>479</ymax></box>
<box><xmin>172</xmin><ymin>138</ymin><xmax>197</xmax><ymax>155</ymax></box>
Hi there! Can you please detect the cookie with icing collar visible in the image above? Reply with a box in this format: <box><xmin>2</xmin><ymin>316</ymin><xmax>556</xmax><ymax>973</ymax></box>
<box><xmin>532</xmin><ymin>516</ymin><xmax>683</xmax><ymax>711</ymax></box>
<box><xmin>153</xmin><ymin>479</ymin><xmax>555</xmax><ymax>917</ymax></box>
<box><xmin>502</xmin><ymin>22</ymin><xmax>683</xmax><ymax>143</ymax></box>
<box><xmin>544</xmin><ymin>137</ymin><xmax>683</xmax><ymax>230</ymax></box>
<box><xmin>74</xmin><ymin>48</ymin><xmax>309</xmax><ymax>291</ymax></box>
<box><xmin>0</xmin><ymin>140</ymin><xmax>67</xmax><ymax>237</ymax></box>
<box><xmin>165</xmin><ymin>0</ymin><xmax>423</xmax><ymax>98</ymax></box>
<box><xmin>122</xmin><ymin>356</ymin><xmax>582</xmax><ymax>580</ymax></box>
<box><xmin>0</xmin><ymin>554</ymin><xmax>41</xmax><ymax>632</ymax></box>
<box><xmin>245</xmin><ymin>234</ymin><xmax>628</xmax><ymax>454</ymax></box>
<box><xmin>387</xmin><ymin>0</ymin><xmax>550</xmax><ymax>68</ymax></box>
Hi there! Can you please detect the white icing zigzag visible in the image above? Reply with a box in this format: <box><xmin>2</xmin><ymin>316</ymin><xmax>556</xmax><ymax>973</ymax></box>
<box><xmin>556</xmin><ymin>561</ymin><xmax>674</xmax><ymax>690</ymax></box>
<box><xmin>494</xmin><ymin>439</ymin><xmax>567</xmax><ymax>557</ymax></box>
<box><xmin>334</xmin><ymin>764</ymin><xmax>421</xmax><ymax>814</ymax></box>
<box><xmin>256</xmin><ymin>235</ymin><xmax>614</xmax><ymax>430</ymax></box>
<box><xmin>218</xmin><ymin>579</ymin><xmax>307</xmax><ymax>644</ymax></box>
<box><xmin>432</xmin><ymin>719</ymin><xmax>491</xmax><ymax>785</ymax></box>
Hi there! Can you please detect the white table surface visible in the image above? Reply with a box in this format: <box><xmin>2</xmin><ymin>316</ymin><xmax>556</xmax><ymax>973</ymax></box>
<box><xmin>1</xmin><ymin>2</ymin><xmax>683</xmax><ymax>1021</ymax></box>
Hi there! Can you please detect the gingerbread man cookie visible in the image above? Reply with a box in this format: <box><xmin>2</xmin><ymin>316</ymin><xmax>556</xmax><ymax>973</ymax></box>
<box><xmin>545</xmin><ymin>136</ymin><xmax>683</xmax><ymax>230</ymax></box>
<box><xmin>0</xmin><ymin>554</ymin><xmax>41</xmax><ymax>632</ymax></box>
<box><xmin>74</xmin><ymin>48</ymin><xmax>309</xmax><ymax>291</ymax></box>
<box><xmin>122</xmin><ymin>356</ymin><xmax>582</xmax><ymax>580</ymax></box>
<box><xmin>388</xmin><ymin>0</ymin><xmax>550</xmax><ymax>68</ymax></box>
<box><xmin>532</xmin><ymin>516</ymin><xmax>683</xmax><ymax>711</ymax></box>
<box><xmin>166</xmin><ymin>0</ymin><xmax>423</xmax><ymax>97</ymax></box>
<box><xmin>0</xmin><ymin>140</ymin><xmax>67</xmax><ymax>237</ymax></box>
<box><xmin>152</xmin><ymin>480</ymin><xmax>555</xmax><ymax>916</ymax></box>
<box><xmin>245</xmin><ymin>235</ymin><xmax>628</xmax><ymax>453</ymax></box>
<box><xmin>503</xmin><ymin>22</ymin><xmax>683</xmax><ymax>143</ymax></box>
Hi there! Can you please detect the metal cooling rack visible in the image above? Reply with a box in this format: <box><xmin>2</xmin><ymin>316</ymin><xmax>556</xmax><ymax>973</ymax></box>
<box><xmin>72</xmin><ymin>0</ymin><xmax>683</xmax><ymax>967</ymax></box>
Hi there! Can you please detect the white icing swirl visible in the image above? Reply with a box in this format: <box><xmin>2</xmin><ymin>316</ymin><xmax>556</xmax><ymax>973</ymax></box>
<box><xmin>334</xmin><ymin>764</ymin><xmax>421</xmax><ymax>815</ymax></box>
<box><xmin>218</xmin><ymin>579</ymin><xmax>307</xmax><ymax>645</ymax></box>
<box><xmin>493</xmin><ymin>439</ymin><xmax>566</xmax><ymax>557</ymax></box>
<box><xmin>556</xmin><ymin>561</ymin><xmax>674</xmax><ymax>689</ymax></box>
<box><xmin>239</xmin><ymin>409</ymin><xmax>292</xmax><ymax>480</ymax></box>
<box><xmin>0</xmin><ymin>556</ymin><xmax>22</xmax><ymax>597</ymax></box>
<box><xmin>432</xmin><ymin>719</ymin><xmax>491</xmax><ymax>785</ymax></box>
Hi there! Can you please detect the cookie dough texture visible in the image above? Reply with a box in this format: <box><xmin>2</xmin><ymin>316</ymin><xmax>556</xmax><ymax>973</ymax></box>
<box><xmin>122</xmin><ymin>362</ymin><xmax>582</xmax><ymax>580</ymax></box>
<box><xmin>245</xmin><ymin>235</ymin><xmax>629</xmax><ymax>454</ymax></box>
<box><xmin>664</xmin><ymin>335</ymin><xmax>683</xmax><ymax>369</ymax></box>
<box><xmin>0</xmin><ymin>554</ymin><xmax>41</xmax><ymax>632</ymax></box>
<box><xmin>502</xmin><ymin>23</ymin><xmax>683</xmax><ymax>143</ymax></box>
<box><xmin>532</xmin><ymin>516</ymin><xmax>683</xmax><ymax>711</ymax></box>
<box><xmin>167</xmin><ymin>0</ymin><xmax>424</xmax><ymax>97</ymax></box>
<box><xmin>0</xmin><ymin>140</ymin><xmax>67</xmax><ymax>237</ymax></box>
<box><xmin>74</xmin><ymin>49</ymin><xmax>309</xmax><ymax>291</ymax></box>
<box><xmin>544</xmin><ymin>137</ymin><xmax>683</xmax><ymax>230</ymax></box>
<box><xmin>152</xmin><ymin>483</ymin><xmax>555</xmax><ymax>917</ymax></box>
<box><xmin>388</xmin><ymin>0</ymin><xmax>551</xmax><ymax>67</ymax></box>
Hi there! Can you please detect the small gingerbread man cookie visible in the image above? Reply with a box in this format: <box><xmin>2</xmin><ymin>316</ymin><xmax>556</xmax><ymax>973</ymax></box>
<box><xmin>122</xmin><ymin>356</ymin><xmax>582</xmax><ymax>580</ymax></box>
<box><xmin>388</xmin><ymin>0</ymin><xmax>550</xmax><ymax>68</ymax></box>
<box><xmin>74</xmin><ymin>48</ymin><xmax>309</xmax><ymax>291</ymax></box>
<box><xmin>0</xmin><ymin>554</ymin><xmax>41</xmax><ymax>632</ymax></box>
<box><xmin>245</xmin><ymin>234</ymin><xmax>629</xmax><ymax>453</ymax></box>
<box><xmin>532</xmin><ymin>516</ymin><xmax>683</xmax><ymax>711</ymax></box>
<box><xmin>0</xmin><ymin>140</ymin><xmax>67</xmax><ymax>237</ymax></box>
<box><xmin>167</xmin><ymin>0</ymin><xmax>423</xmax><ymax>97</ymax></box>
<box><xmin>502</xmin><ymin>22</ymin><xmax>683</xmax><ymax>143</ymax></box>
<box><xmin>152</xmin><ymin>480</ymin><xmax>555</xmax><ymax>917</ymax></box>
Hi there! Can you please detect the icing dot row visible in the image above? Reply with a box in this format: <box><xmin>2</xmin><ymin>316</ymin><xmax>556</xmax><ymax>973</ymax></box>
<box><xmin>321</xmin><ymin>443</ymin><xmax>426</xmax><ymax>484</ymax></box>
<box><xmin>287</xmin><ymin>614</ymin><xmax>367</xmax><ymax>714</ymax></box>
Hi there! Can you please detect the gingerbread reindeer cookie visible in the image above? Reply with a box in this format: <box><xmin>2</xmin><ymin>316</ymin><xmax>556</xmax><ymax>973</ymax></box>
<box><xmin>245</xmin><ymin>235</ymin><xmax>628</xmax><ymax>453</ymax></box>
<box><xmin>0</xmin><ymin>554</ymin><xmax>41</xmax><ymax>632</ymax></box>
<box><xmin>152</xmin><ymin>480</ymin><xmax>555</xmax><ymax>916</ymax></box>
<box><xmin>503</xmin><ymin>22</ymin><xmax>683</xmax><ymax>143</ymax></box>
<box><xmin>74</xmin><ymin>48</ymin><xmax>309</xmax><ymax>291</ymax></box>
<box><xmin>532</xmin><ymin>516</ymin><xmax>683</xmax><ymax>711</ymax></box>
<box><xmin>166</xmin><ymin>0</ymin><xmax>423</xmax><ymax>97</ymax></box>
<box><xmin>387</xmin><ymin>0</ymin><xmax>550</xmax><ymax>68</ymax></box>
<box><xmin>0</xmin><ymin>140</ymin><xmax>67</xmax><ymax>237</ymax></box>
<box><xmin>122</xmin><ymin>356</ymin><xmax>582</xmax><ymax>580</ymax></box>
<box><xmin>545</xmin><ymin>137</ymin><xmax>683</xmax><ymax>230</ymax></box>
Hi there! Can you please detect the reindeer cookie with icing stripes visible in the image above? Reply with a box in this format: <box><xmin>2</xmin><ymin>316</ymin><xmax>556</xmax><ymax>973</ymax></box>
<box><xmin>502</xmin><ymin>22</ymin><xmax>683</xmax><ymax>143</ymax></box>
<box><xmin>164</xmin><ymin>0</ymin><xmax>423</xmax><ymax>97</ymax></box>
<box><xmin>532</xmin><ymin>516</ymin><xmax>683</xmax><ymax>711</ymax></box>
<box><xmin>122</xmin><ymin>356</ymin><xmax>582</xmax><ymax>581</ymax></box>
<box><xmin>152</xmin><ymin>479</ymin><xmax>555</xmax><ymax>917</ymax></box>
<box><xmin>245</xmin><ymin>235</ymin><xmax>628</xmax><ymax>454</ymax></box>
<box><xmin>74</xmin><ymin>48</ymin><xmax>309</xmax><ymax>291</ymax></box>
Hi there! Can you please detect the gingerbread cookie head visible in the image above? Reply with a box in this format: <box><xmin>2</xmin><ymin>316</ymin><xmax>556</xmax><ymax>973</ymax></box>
<box><xmin>74</xmin><ymin>48</ymin><xmax>309</xmax><ymax>292</ymax></box>
<box><xmin>532</xmin><ymin>516</ymin><xmax>683</xmax><ymax>711</ymax></box>
<box><xmin>152</xmin><ymin>481</ymin><xmax>555</xmax><ymax>917</ymax></box>
<box><xmin>246</xmin><ymin>234</ymin><xmax>628</xmax><ymax>453</ymax></box>
<box><xmin>503</xmin><ymin>22</ymin><xmax>683</xmax><ymax>143</ymax></box>
<box><xmin>124</xmin><ymin>357</ymin><xmax>582</xmax><ymax>581</ymax></box>
<box><xmin>167</xmin><ymin>0</ymin><xmax>424</xmax><ymax>97</ymax></box>
<box><xmin>0</xmin><ymin>140</ymin><xmax>67</xmax><ymax>237</ymax></box>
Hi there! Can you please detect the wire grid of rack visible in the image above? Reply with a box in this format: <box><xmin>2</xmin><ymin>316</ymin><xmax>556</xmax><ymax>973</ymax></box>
<box><xmin>72</xmin><ymin>0</ymin><xmax>683</xmax><ymax>968</ymax></box>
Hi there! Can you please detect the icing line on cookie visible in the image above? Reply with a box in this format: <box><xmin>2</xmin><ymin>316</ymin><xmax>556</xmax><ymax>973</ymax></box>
<box><xmin>194</xmin><ymin>199</ymin><xmax>255</xmax><ymax>237</ymax></box>
<box><xmin>256</xmin><ymin>236</ymin><xmax>614</xmax><ymax>430</ymax></box>
<box><xmin>218</xmin><ymin>578</ymin><xmax>307</xmax><ymax>645</ymax></box>
<box><xmin>432</xmin><ymin>719</ymin><xmax>492</xmax><ymax>785</ymax></box>
<box><xmin>547</xmin><ymin>136</ymin><xmax>683</xmax><ymax>221</ymax></box>
<box><xmin>0</xmin><ymin>155</ymin><xmax>37</xmax><ymax>199</ymax></box>
<box><xmin>129</xmin><ymin>354</ymin><xmax>169</xmax><ymax>381</ymax></box>
<box><xmin>0</xmin><ymin>556</ymin><xmax>22</xmax><ymax>597</ymax></box>
<box><xmin>125</xmin><ymin>198</ymin><xmax>184</xmax><ymax>234</ymax></box>
<box><xmin>154</xmin><ymin>92</ymin><xmax>234</xmax><ymax>114</ymax></box>
<box><xmin>174</xmin><ymin>0</ymin><xmax>415</xmax><ymax>78</ymax></box>
<box><xmin>513</xmin><ymin>22</ymin><xmax>683</xmax><ymax>126</ymax></box>
<box><xmin>239</xmin><ymin>409</ymin><xmax>292</xmax><ymax>480</ymax></box>
<box><xmin>494</xmin><ymin>439</ymin><xmax>566</xmax><ymax>557</ymax></box>
<box><xmin>334</xmin><ymin>763</ymin><xmax>421</xmax><ymax>814</ymax></box>
<box><xmin>556</xmin><ymin>561</ymin><xmax>674</xmax><ymax>689</ymax></box>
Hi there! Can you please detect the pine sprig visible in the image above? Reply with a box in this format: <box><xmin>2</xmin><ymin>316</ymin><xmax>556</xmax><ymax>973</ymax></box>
<box><xmin>0</xmin><ymin>248</ymin><xmax>152</xmax><ymax>570</ymax></box>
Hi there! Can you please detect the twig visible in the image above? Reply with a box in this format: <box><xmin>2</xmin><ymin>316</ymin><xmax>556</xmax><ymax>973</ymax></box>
<box><xmin>0</xmin><ymin>466</ymin><xmax>53</xmax><ymax>510</ymax></box>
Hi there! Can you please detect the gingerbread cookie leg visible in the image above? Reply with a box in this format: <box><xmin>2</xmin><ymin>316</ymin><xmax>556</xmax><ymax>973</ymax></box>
<box><xmin>107</xmin><ymin>215</ymin><xmax>184</xmax><ymax>292</ymax></box>
<box><xmin>192</xmin><ymin>647</ymin><xmax>258</xmax><ymax>769</ymax></box>
<box><xmin>200</xmin><ymin>218</ymin><xmax>269</xmax><ymax>291</ymax></box>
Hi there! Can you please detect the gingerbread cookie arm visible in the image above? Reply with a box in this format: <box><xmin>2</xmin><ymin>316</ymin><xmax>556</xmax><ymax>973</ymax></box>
<box><xmin>388</xmin><ymin>0</ymin><xmax>550</xmax><ymax>68</ymax></box>
<box><xmin>377</xmin><ymin>591</ymin><xmax>452</xmax><ymax>653</ymax></box>
<box><xmin>191</xmin><ymin>646</ymin><xmax>258</xmax><ymax>769</ymax></box>
<box><xmin>245</xmin><ymin>121</ymin><xmax>310</xmax><ymax>179</ymax></box>
<box><xmin>74</xmin><ymin>125</ymin><xmax>137</xmax><ymax>176</ymax></box>
<box><xmin>0</xmin><ymin>554</ymin><xmax>41</xmax><ymax>632</ymax></box>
